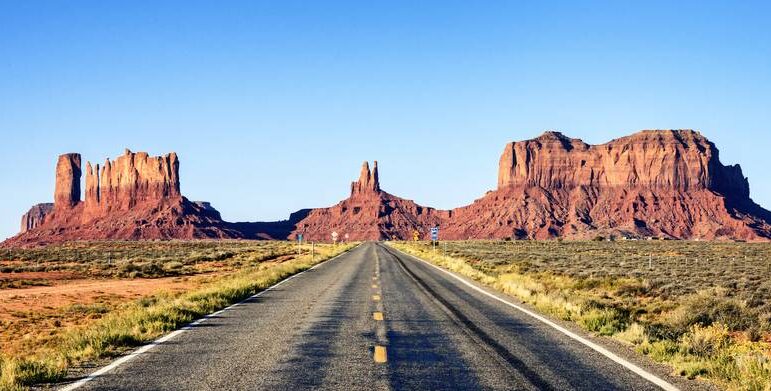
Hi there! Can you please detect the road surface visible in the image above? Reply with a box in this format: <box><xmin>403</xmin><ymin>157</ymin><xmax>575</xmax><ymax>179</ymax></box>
<box><xmin>68</xmin><ymin>242</ymin><xmax>677</xmax><ymax>390</ymax></box>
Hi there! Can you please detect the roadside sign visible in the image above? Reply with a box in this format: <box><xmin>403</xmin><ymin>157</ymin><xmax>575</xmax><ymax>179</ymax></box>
<box><xmin>297</xmin><ymin>234</ymin><xmax>303</xmax><ymax>242</ymax></box>
<box><xmin>430</xmin><ymin>226</ymin><xmax>439</xmax><ymax>241</ymax></box>
<box><xmin>332</xmin><ymin>231</ymin><xmax>339</xmax><ymax>243</ymax></box>
<box><xmin>344</xmin><ymin>233</ymin><xmax>349</xmax><ymax>242</ymax></box>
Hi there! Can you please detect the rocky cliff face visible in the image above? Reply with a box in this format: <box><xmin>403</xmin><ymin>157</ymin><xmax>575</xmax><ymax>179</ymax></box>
<box><xmin>20</xmin><ymin>203</ymin><xmax>53</xmax><ymax>233</ymax></box>
<box><xmin>449</xmin><ymin>130</ymin><xmax>770</xmax><ymax>240</ymax></box>
<box><xmin>4</xmin><ymin>150</ymin><xmax>240</xmax><ymax>247</ymax></box>
<box><xmin>54</xmin><ymin>154</ymin><xmax>81</xmax><ymax>210</ymax></box>
<box><xmin>85</xmin><ymin>149</ymin><xmax>181</xmax><ymax>212</ymax></box>
<box><xmin>6</xmin><ymin>130</ymin><xmax>770</xmax><ymax>246</ymax></box>
<box><xmin>497</xmin><ymin>130</ymin><xmax>749</xmax><ymax>196</ymax></box>
<box><xmin>278</xmin><ymin>130</ymin><xmax>770</xmax><ymax>242</ymax></box>
<box><xmin>351</xmin><ymin>161</ymin><xmax>380</xmax><ymax>196</ymax></box>
<box><xmin>284</xmin><ymin>161</ymin><xmax>445</xmax><ymax>241</ymax></box>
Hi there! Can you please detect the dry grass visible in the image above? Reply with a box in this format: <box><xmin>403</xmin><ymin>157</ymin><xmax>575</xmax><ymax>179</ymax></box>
<box><xmin>390</xmin><ymin>240</ymin><xmax>771</xmax><ymax>391</ymax></box>
<box><xmin>0</xmin><ymin>241</ymin><xmax>355</xmax><ymax>390</ymax></box>
<box><xmin>0</xmin><ymin>240</ymin><xmax>300</xmax><ymax>278</ymax></box>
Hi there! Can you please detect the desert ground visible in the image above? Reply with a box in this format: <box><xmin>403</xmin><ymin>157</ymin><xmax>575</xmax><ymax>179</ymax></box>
<box><xmin>0</xmin><ymin>241</ymin><xmax>353</xmax><ymax>390</ymax></box>
<box><xmin>390</xmin><ymin>240</ymin><xmax>771</xmax><ymax>391</ymax></box>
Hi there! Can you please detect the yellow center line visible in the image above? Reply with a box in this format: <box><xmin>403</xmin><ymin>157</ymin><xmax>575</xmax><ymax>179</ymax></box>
<box><xmin>373</xmin><ymin>311</ymin><xmax>384</xmax><ymax>321</ymax></box>
<box><xmin>374</xmin><ymin>346</ymin><xmax>387</xmax><ymax>363</ymax></box>
<box><xmin>372</xmin><ymin>294</ymin><xmax>381</xmax><ymax>301</ymax></box>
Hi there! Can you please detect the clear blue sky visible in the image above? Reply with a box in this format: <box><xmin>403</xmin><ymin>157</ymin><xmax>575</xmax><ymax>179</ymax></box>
<box><xmin>1</xmin><ymin>1</ymin><xmax>770</xmax><ymax>240</ymax></box>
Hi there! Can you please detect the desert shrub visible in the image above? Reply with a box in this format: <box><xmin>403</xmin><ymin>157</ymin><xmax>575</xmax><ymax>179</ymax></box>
<box><xmin>577</xmin><ymin>308</ymin><xmax>627</xmax><ymax>335</ymax></box>
<box><xmin>116</xmin><ymin>261</ymin><xmax>140</xmax><ymax>276</ymax></box>
<box><xmin>614</xmin><ymin>322</ymin><xmax>646</xmax><ymax>345</ymax></box>
<box><xmin>390</xmin><ymin>240</ymin><xmax>771</xmax><ymax>390</ymax></box>
<box><xmin>637</xmin><ymin>339</ymin><xmax>679</xmax><ymax>362</ymax></box>
<box><xmin>680</xmin><ymin>323</ymin><xmax>731</xmax><ymax>357</ymax></box>
<box><xmin>161</xmin><ymin>261</ymin><xmax>184</xmax><ymax>274</ymax></box>
<box><xmin>67</xmin><ymin>304</ymin><xmax>110</xmax><ymax>316</ymax></box>
<box><xmin>730</xmin><ymin>351</ymin><xmax>771</xmax><ymax>390</ymax></box>
<box><xmin>675</xmin><ymin>361</ymin><xmax>710</xmax><ymax>379</ymax></box>
<box><xmin>642</xmin><ymin>321</ymin><xmax>682</xmax><ymax>342</ymax></box>
<box><xmin>668</xmin><ymin>292</ymin><xmax>754</xmax><ymax>333</ymax></box>
<box><xmin>0</xmin><ymin>356</ymin><xmax>66</xmax><ymax>389</ymax></box>
<box><xmin>139</xmin><ymin>261</ymin><xmax>164</xmax><ymax>277</ymax></box>
<box><xmin>613</xmin><ymin>280</ymin><xmax>650</xmax><ymax>297</ymax></box>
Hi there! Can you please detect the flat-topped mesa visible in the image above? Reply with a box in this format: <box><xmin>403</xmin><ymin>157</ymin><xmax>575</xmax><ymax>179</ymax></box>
<box><xmin>350</xmin><ymin>161</ymin><xmax>380</xmax><ymax>196</ymax></box>
<box><xmin>497</xmin><ymin>129</ymin><xmax>750</xmax><ymax>198</ymax></box>
<box><xmin>5</xmin><ymin>149</ymin><xmax>243</xmax><ymax>246</ymax></box>
<box><xmin>85</xmin><ymin>149</ymin><xmax>181</xmax><ymax>210</ymax></box>
<box><xmin>54</xmin><ymin>153</ymin><xmax>82</xmax><ymax>210</ymax></box>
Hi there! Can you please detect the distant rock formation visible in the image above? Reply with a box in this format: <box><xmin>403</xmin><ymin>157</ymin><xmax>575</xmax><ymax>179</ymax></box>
<box><xmin>271</xmin><ymin>130</ymin><xmax>771</xmax><ymax>241</ymax></box>
<box><xmin>4</xmin><ymin>150</ymin><xmax>242</xmax><ymax>247</ymax></box>
<box><xmin>20</xmin><ymin>203</ymin><xmax>53</xmax><ymax>233</ymax></box>
<box><xmin>351</xmin><ymin>161</ymin><xmax>380</xmax><ymax>195</ymax></box>
<box><xmin>496</xmin><ymin>130</ymin><xmax>748</xmax><ymax>196</ymax></box>
<box><xmin>285</xmin><ymin>161</ymin><xmax>445</xmax><ymax>241</ymax></box>
<box><xmin>83</xmin><ymin>149</ymin><xmax>181</xmax><ymax>212</ymax></box>
<box><xmin>54</xmin><ymin>154</ymin><xmax>81</xmax><ymax>210</ymax></box>
<box><xmin>5</xmin><ymin>130</ymin><xmax>770</xmax><ymax>246</ymax></box>
<box><xmin>445</xmin><ymin>130</ymin><xmax>771</xmax><ymax>240</ymax></box>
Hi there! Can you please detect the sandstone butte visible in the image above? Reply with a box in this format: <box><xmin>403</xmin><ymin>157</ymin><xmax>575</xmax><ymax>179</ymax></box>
<box><xmin>5</xmin><ymin>149</ymin><xmax>242</xmax><ymax>247</ymax></box>
<box><xmin>4</xmin><ymin>130</ymin><xmax>771</xmax><ymax>247</ymax></box>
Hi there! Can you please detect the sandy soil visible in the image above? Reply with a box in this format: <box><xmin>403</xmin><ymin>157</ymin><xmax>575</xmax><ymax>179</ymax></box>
<box><xmin>0</xmin><ymin>271</ymin><xmax>79</xmax><ymax>281</ymax></box>
<box><xmin>0</xmin><ymin>275</ymin><xmax>210</xmax><ymax>356</ymax></box>
<box><xmin>0</xmin><ymin>276</ymin><xmax>200</xmax><ymax>317</ymax></box>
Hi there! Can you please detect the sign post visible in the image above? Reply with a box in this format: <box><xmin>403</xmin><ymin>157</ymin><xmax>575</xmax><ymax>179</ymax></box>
<box><xmin>332</xmin><ymin>231</ymin><xmax>339</xmax><ymax>245</ymax></box>
<box><xmin>297</xmin><ymin>233</ymin><xmax>303</xmax><ymax>255</ymax></box>
<box><xmin>430</xmin><ymin>226</ymin><xmax>440</xmax><ymax>252</ymax></box>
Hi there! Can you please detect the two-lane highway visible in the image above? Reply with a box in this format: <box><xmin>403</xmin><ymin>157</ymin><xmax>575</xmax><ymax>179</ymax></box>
<box><xmin>68</xmin><ymin>242</ymin><xmax>678</xmax><ymax>390</ymax></box>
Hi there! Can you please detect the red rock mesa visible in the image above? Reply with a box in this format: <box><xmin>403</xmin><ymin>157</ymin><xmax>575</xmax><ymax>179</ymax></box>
<box><xmin>442</xmin><ymin>130</ymin><xmax>770</xmax><ymax>240</ymax></box>
<box><xmin>287</xmin><ymin>161</ymin><xmax>446</xmax><ymax>241</ymax></box>
<box><xmin>5</xmin><ymin>130</ymin><xmax>770</xmax><ymax>246</ymax></box>
<box><xmin>284</xmin><ymin>130</ymin><xmax>771</xmax><ymax>241</ymax></box>
<box><xmin>4</xmin><ymin>149</ymin><xmax>241</xmax><ymax>247</ymax></box>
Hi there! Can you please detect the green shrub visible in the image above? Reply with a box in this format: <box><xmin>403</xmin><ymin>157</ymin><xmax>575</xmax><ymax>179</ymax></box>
<box><xmin>679</xmin><ymin>323</ymin><xmax>731</xmax><ymax>357</ymax></box>
<box><xmin>162</xmin><ymin>261</ymin><xmax>184</xmax><ymax>273</ymax></box>
<box><xmin>0</xmin><ymin>356</ymin><xmax>66</xmax><ymax>389</ymax></box>
<box><xmin>668</xmin><ymin>292</ymin><xmax>753</xmax><ymax>333</ymax></box>
<box><xmin>577</xmin><ymin>308</ymin><xmax>627</xmax><ymax>335</ymax></box>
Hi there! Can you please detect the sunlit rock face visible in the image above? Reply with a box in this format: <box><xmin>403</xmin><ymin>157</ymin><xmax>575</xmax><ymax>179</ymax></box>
<box><xmin>5</xmin><ymin>129</ymin><xmax>771</xmax><ymax>246</ymax></box>
<box><xmin>6</xmin><ymin>150</ymin><xmax>241</xmax><ymax>247</ymax></box>
<box><xmin>287</xmin><ymin>129</ymin><xmax>771</xmax><ymax>242</ymax></box>
<box><xmin>447</xmin><ymin>130</ymin><xmax>769</xmax><ymax>240</ymax></box>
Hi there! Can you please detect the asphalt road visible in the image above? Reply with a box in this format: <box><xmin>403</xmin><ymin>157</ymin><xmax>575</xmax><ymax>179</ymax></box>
<box><xmin>69</xmin><ymin>242</ymin><xmax>677</xmax><ymax>390</ymax></box>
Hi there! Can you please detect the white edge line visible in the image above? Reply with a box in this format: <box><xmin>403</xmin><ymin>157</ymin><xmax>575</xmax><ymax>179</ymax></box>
<box><xmin>388</xmin><ymin>245</ymin><xmax>679</xmax><ymax>391</ymax></box>
<box><xmin>59</xmin><ymin>244</ymin><xmax>359</xmax><ymax>391</ymax></box>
